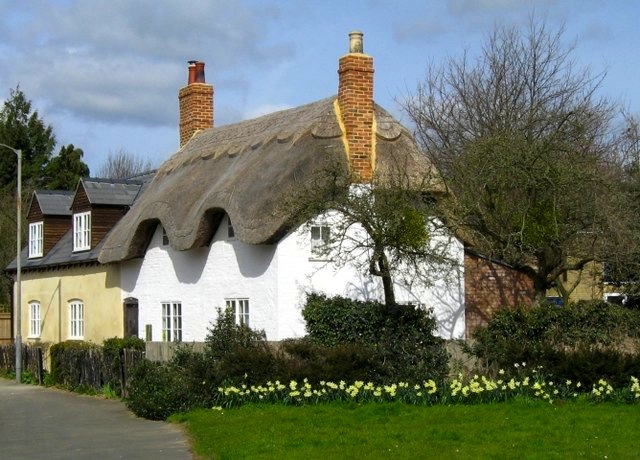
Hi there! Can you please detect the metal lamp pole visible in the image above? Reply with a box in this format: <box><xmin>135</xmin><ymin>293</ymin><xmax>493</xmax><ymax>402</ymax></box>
<box><xmin>0</xmin><ymin>143</ymin><xmax>22</xmax><ymax>383</ymax></box>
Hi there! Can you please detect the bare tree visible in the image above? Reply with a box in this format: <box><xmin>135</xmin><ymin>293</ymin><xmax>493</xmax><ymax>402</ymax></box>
<box><xmin>287</xmin><ymin>159</ymin><xmax>458</xmax><ymax>307</ymax></box>
<box><xmin>402</xmin><ymin>18</ymin><xmax>636</xmax><ymax>303</ymax></box>
<box><xmin>97</xmin><ymin>149</ymin><xmax>155</xmax><ymax>179</ymax></box>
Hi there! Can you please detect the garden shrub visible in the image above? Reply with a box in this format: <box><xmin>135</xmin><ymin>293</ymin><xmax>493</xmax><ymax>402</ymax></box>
<box><xmin>203</xmin><ymin>306</ymin><xmax>278</xmax><ymax>385</ymax></box>
<box><xmin>302</xmin><ymin>293</ymin><xmax>449</xmax><ymax>383</ymax></box>
<box><xmin>126</xmin><ymin>359</ymin><xmax>194</xmax><ymax>420</ymax></box>
<box><xmin>102</xmin><ymin>336</ymin><xmax>145</xmax><ymax>395</ymax></box>
<box><xmin>205</xmin><ymin>307</ymin><xmax>268</xmax><ymax>360</ymax></box>
<box><xmin>469</xmin><ymin>300</ymin><xmax>640</xmax><ymax>387</ymax></box>
<box><xmin>278</xmin><ymin>338</ymin><xmax>380</xmax><ymax>384</ymax></box>
<box><xmin>49</xmin><ymin>340</ymin><xmax>103</xmax><ymax>390</ymax></box>
<box><xmin>126</xmin><ymin>345</ymin><xmax>217</xmax><ymax>420</ymax></box>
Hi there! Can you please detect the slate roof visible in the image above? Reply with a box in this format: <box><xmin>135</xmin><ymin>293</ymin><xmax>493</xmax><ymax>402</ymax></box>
<box><xmin>32</xmin><ymin>190</ymin><xmax>74</xmax><ymax>216</ymax></box>
<box><xmin>98</xmin><ymin>97</ymin><xmax>442</xmax><ymax>264</ymax></box>
<box><xmin>81</xmin><ymin>178</ymin><xmax>148</xmax><ymax>206</ymax></box>
<box><xmin>6</xmin><ymin>173</ymin><xmax>156</xmax><ymax>272</ymax></box>
<box><xmin>7</xmin><ymin>229</ymin><xmax>105</xmax><ymax>271</ymax></box>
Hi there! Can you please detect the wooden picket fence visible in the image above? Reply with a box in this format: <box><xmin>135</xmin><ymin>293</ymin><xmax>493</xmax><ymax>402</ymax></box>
<box><xmin>0</xmin><ymin>344</ymin><xmax>144</xmax><ymax>396</ymax></box>
<box><xmin>0</xmin><ymin>344</ymin><xmax>46</xmax><ymax>384</ymax></box>
<box><xmin>49</xmin><ymin>346</ymin><xmax>145</xmax><ymax>397</ymax></box>
<box><xmin>0</xmin><ymin>312</ymin><xmax>11</xmax><ymax>345</ymax></box>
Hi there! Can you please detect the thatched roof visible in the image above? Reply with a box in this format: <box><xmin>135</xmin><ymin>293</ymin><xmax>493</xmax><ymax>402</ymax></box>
<box><xmin>98</xmin><ymin>96</ymin><xmax>440</xmax><ymax>263</ymax></box>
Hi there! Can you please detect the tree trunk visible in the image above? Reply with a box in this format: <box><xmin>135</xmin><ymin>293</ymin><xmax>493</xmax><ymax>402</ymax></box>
<box><xmin>532</xmin><ymin>273</ymin><xmax>549</xmax><ymax>305</ymax></box>
<box><xmin>377</xmin><ymin>253</ymin><xmax>396</xmax><ymax>306</ymax></box>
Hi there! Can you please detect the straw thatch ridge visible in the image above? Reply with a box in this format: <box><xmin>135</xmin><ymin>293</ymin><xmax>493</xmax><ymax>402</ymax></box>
<box><xmin>98</xmin><ymin>96</ymin><xmax>438</xmax><ymax>263</ymax></box>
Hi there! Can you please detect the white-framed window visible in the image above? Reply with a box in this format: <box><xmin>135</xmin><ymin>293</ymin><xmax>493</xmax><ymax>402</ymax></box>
<box><xmin>73</xmin><ymin>211</ymin><xmax>91</xmax><ymax>251</ymax></box>
<box><xmin>604</xmin><ymin>292</ymin><xmax>625</xmax><ymax>305</ymax></box>
<box><xmin>396</xmin><ymin>300</ymin><xmax>426</xmax><ymax>309</ymax></box>
<box><xmin>310</xmin><ymin>225</ymin><xmax>330</xmax><ymax>256</ymax></box>
<box><xmin>162</xmin><ymin>302</ymin><xmax>182</xmax><ymax>342</ymax></box>
<box><xmin>69</xmin><ymin>300</ymin><xmax>84</xmax><ymax>339</ymax></box>
<box><xmin>226</xmin><ymin>298</ymin><xmax>249</xmax><ymax>326</ymax></box>
<box><xmin>29</xmin><ymin>301</ymin><xmax>41</xmax><ymax>337</ymax></box>
<box><xmin>28</xmin><ymin>221</ymin><xmax>43</xmax><ymax>258</ymax></box>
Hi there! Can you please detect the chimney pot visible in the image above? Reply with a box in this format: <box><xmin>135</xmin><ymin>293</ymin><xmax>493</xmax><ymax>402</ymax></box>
<box><xmin>348</xmin><ymin>30</ymin><xmax>364</xmax><ymax>53</ymax></box>
<box><xmin>195</xmin><ymin>61</ymin><xmax>206</xmax><ymax>83</ymax></box>
<box><xmin>179</xmin><ymin>60</ymin><xmax>214</xmax><ymax>147</ymax></box>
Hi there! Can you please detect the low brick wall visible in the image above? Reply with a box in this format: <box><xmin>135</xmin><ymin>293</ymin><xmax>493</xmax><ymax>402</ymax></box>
<box><xmin>464</xmin><ymin>251</ymin><xmax>535</xmax><ymax>339</ymax></box>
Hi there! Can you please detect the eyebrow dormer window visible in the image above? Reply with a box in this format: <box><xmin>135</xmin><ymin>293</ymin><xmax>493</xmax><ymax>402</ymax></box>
<box><xmin>28</xmin><ymin>221</ymin><xmax>43</xmax><ymax>258</ymax></box>
<box><xmin>73</xmin><ymin>211</ymin><xmax>91</xmax><ymax>252</ymax></box>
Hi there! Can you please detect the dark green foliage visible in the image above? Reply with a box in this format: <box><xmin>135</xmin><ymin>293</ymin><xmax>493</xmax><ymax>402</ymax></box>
<box><xmin>127</xmin><ymin>310</ymin><xmax>275</xmax><ymax>419</ymax></box>
<box><xmin>205</xmin><ymin>307</ymin><xmax>268</xmax><ymax>361</ymax></box>
<box><xmin>469</xmin><ymin>300</ymin><xmax>640</xmax><ymax>387</ymax></box>
<box><xmin>126</xmin><ymin>345</ymin><xmax>221</xmax><ymax>420</ymax></box>
<box><xmin>48</xmin><ymin>339</ymin><xmax>144</xmax><ymax>394</ymax></box>
<box><xmin>125</xmin><ymin>359</ymin><xmax>199</xmax><ymax>421</ymax></box>
<box><xmin>278</xmin><ymin>338</ymin><xmax>380</xmax><ymax>384</ymax></box>
<box><xmin>203</xmin><ymin>307</ymin><xmax>278</xmax><ymax>385</ymax></box>
<box><xmin>43</xmin><ymin>144</ymin><xmax>90</xmax><ymax>190</ymax></box>
<box><xmin>101</xmin><ymin>337</ymin><xmax>145</xmax><ymax>394</ymax></box>
<box><xmin>49</xmin><ymin>341</ymin><xmax>103</xmax><ymax>391</ymax></box>
<box><xmin>541</xmin><ymin>346</ymin><xmax>640</xmax><ymax>389</ymax></box>
<box><xmin>302</xmin><ymin>293</ymin><xmax>449</xmax><ymax>383</ymax></box>
<box><xmin>0</xmin><ymin>86</ymin><xmax>56</xmax><ymax>188</ymax></box>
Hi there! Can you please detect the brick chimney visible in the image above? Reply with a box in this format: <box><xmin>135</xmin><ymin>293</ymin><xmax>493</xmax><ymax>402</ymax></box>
<box><xmin>337</xmin><ymin>31</ymin><xmax>375</xmax><ymax>182</ymax></box>
<box><xmin>179</xmin><ymin>60</ymin><xmax>214</xmax><ymax>147</ymax></box>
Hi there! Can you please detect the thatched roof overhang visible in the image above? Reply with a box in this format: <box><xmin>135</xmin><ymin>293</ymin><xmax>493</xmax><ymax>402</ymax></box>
<box><xmin>98</xmin><ymin>97</ymin><xmax>441</xmax><ymax>263</ymax></box>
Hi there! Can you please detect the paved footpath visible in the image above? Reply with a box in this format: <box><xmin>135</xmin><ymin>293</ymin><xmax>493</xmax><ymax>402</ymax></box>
<box><xmin>0</xmin><ymin>378</ymin><xmax>193</xmax><ymax>459</ymax></box>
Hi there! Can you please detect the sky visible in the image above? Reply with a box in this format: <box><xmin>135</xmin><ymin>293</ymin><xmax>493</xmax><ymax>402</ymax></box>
<box><xmin>0</xmin><ymin>0</ymin><xmax>638</xmax><ymax>174</ymax></box>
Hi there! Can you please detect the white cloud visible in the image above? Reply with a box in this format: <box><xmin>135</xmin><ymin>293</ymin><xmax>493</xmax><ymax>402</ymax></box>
<box><xmin>0</xmin><ymin>0</ymin><xmax>295</xmax><ymax>128</ymax></box>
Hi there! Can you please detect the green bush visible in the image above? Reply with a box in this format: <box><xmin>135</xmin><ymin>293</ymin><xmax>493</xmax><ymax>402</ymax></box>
<box><xmin>278</xmin><ymin>338</ymin><xmax>380</xmax><ymax>384</ymax></box>
<box><xmin>102</xmin><ymin>336</ymin><xmax>145</xmax><ymax>395</ymax></box>
<box><xmin>126</xmin><ymin>346</ymin><xmax>217</xmax><ymax>420</ymax></box>
<box><xmin>204</xmin><ymin>306</ymin><xmax>277</xmax><ymax>385</ymax></box>
<box><xmin>125</xmin><ymin>360</ymin><xmax>192</xmax><ymax>420</ymax></box>
<box><xmin>49</xmin><ymin>341</ymin><xmax>102</xmax><ymax>390</ymax></box>
<box><xmin>302</xmin><ymin>294</ymin><xmax>449</xmax><ymax>383</ymax></box>
<box><xmin>469</xmin><ymin>300</ymin><xmax>640</xmax><ymax>387</ymax></box>
<box><xmin>205</xmin><ymin>307</ymin><xmax>268</xmax><ymax>360</ymax></box>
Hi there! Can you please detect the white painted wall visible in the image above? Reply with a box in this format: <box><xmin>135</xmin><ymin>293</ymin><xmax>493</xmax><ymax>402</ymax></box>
<box><xmin>276</xmin><ymin>214</ymin><xmax>465</xmax><ymax>339</ymax></box>
<box><xmin>120</xmin><ymin>213</ymin><xmax>465</xmax><ymax>342</ymax></box>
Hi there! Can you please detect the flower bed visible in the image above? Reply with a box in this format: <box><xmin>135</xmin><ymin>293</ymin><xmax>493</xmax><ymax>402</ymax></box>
<box><xmin>214</xmin><ymin>364</ymin><xmax>640</xmax><ymax>408</ymax></box>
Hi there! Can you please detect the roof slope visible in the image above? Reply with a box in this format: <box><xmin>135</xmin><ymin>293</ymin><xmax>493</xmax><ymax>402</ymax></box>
<box><xmin>98</xmin><ymin>97</ymin><xmax>440</xmax><ymax>263</ymax></box>
<box><xmin>7</xmin><ymin>229</ymin><xmax>105</xmax><ymax>271</ymax></box>
<box><xmin>33</xmin><ymin>190</ymin><xmax>74</xmax><ymax>215</ymax></box>
<box><xmin>81</xmin><ymin>178</ymin><xmax>148</xmax><ymax>206</ymax></box>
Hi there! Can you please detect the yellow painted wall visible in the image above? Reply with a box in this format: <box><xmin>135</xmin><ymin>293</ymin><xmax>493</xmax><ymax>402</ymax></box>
<box><xmin>546</xmin><ymin>261</ymin><xmax>605</xmax><ymax>302</ymax></box>
<box><xmin>16</xmin><ymin>263</ymin><xmax>122</xmax><ymax>345</ymax></box>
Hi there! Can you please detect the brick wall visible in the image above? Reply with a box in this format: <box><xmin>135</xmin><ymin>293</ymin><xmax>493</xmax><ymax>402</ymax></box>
<box><xmin>337</xmin><ymin>53</ymin><xmax>374</xmax><ymax>182</ymax></box>
<box><xmin>464</xmin><ymin>251</ymin><xmax>535</xmax><ymax>338</ymax></box>
<box><xmin>179</xmin><ymin>83</ymin><xmax>214</xmax><ymax>147</ymax></box>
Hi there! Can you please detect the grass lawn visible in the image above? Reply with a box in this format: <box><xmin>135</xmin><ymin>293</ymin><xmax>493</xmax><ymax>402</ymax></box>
<box><xmin>172</xmin><ymin>400</ymin><xmax>640</xmax><ymax>459</ymax></box>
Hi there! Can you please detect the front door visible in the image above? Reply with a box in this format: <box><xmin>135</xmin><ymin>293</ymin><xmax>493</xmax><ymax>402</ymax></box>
<box><xmin>123</xmin><ymin>298</ymin><xmax>139</xmax><ymax>338</ymax></box>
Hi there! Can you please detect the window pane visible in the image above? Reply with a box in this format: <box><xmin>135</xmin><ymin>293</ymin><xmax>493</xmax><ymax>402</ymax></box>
<box><xmin>73</xmin><ymin>212</ymin><xmax>91</xmax><ymax>251</ymax></box>
<box><xmin>161</xmin><ymin>302</ymin><xmax>182</xmax><ymax>342</ymax></box>
<box><xmin>30</xmin><ymin>302</ymin><xmax>40</xmax><ymax>337</ymax></box>
<box><xmin>29</xmin><ymin>222</ymin><xmax>43</xmax><ymax>258</ymax></box>
<box><xmin>69</xmin><ymin>301</ymin><xmax>84</xmax><ymax>338</ymax></box>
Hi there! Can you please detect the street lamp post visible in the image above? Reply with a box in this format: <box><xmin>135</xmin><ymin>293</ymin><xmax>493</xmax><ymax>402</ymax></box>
<box><xmin>0</xmin><ymin>143</ymin><xmax>22</xmax><ymax>384</ymax></box>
